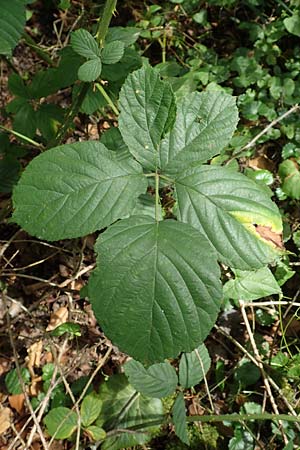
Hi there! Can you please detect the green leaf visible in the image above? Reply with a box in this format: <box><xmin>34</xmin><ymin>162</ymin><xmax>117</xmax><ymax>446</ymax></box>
<box><xmin>119</xmin><ymin>66</ymin><xmax>177</xmax><ymax>170</ymax></box>
<box><xmin>98</xmin><ymin>374</ymin><xmax>163</xmax><ymax>450</ymax></box>
<box><xmin>5</xmin><ymin>368</ymin><xmax>30</xmax><ymax>394</ymax></box>
<box><xmin>80</xmin><ymin>392</ymin><xmax>102</xmax><ymax>427</ymax></box>
<box><xmin>85</xmin><ymin>425</ymin><xmax>106</xmax><ymax>441</ymax></box>
<box><xmin>78</xmin><ymin>84</ymin><xmax>106</xmax><ymax>115</ymax></box>
<box><xmin>284</xmin><ymin>14</ymin><xmax>300</xmax><ymax>37</ymax></box>
<box><xmin>71</xmin><ymin>29</ymin><xmax>100</xmax><ymax>59</ymax></box>
<box><xmin>8</xmin><ymin>73</ymin><xmax>30</xmax><ymax>98</ymax></box>
<box><xmin>234</xmin><ymin>359</ymin><xmax>260</xmax><ymax>387</ymax></box>
<box><xmin>89</xmin><ymin>216</ymin><xmax>222</xmax><ymax>364</ymax></box>
<box><xmin>0</xmin><ymin>0</ymin><xmax>26</xmax><ymax>56</ymax></box>
<box><xmin>124</xmin><ymin>360</ymin><xmax>178</xmax><ymax>398</ymax></box>
<box><xmin>44</xmin><ymin>407</ymin><xmax>77</xmax><ymax>439</ymax></box>
<box><xmin>179</xmin><ymin>344</ymin><xmax>211</xmax><ymax>389</ymax></box>
<box><xmin>0</xmin><ymin>155</ymin><xmax>20</xmax><ymax>192</ymax></box>
<box><xmin>223</xmin><ymin>267</ymin><xmax>281</xmax><ymax>301</ymax></box>
<box><xmin>36</xmin><ymin>104</ymin><xmax>64</xmax><ymax>142</ymax></box>
<box><xmin>106</xmin><ymin>27</ymin><xmax>141</xmax><ymax>47</ymax></box>
<box><xmin>102</xmin><ymin>40</ymin><xmax>125</xmax><ymax>65</ymax></box>
<box><xmin>279</xmin><ymin>160</ymin><xmax>300</xmax><ymax>199</ymax></box>
<box><xmin>159</xmin><ymin>91</ymin><xmax>239</xmax><ymax>173</ymax></box>
<box><xmin>49</xmin><ymin>322</ymin><xmax>81</xmax><ymax>337</ymax></box>
<box><xmin>13</xmin><ymin>102</ymin><xmax>37</xmax><ymax>139</ymax></box>
<box><xmin>229</xmin><ymin>425</ymin><xmax>254</xmax><ymax>450</ymax></box>
<box><xmin>174</xmin><ymin>165</ymin><xmax>283</xmax><ymax>269</ymax></box>
<box><xmin>101</xmin><ymin>47</ymin><xmax>142</xmax><ymax>82</ymax></box>
<box><xmin>78</xmin><ymin>58</ymin><xmax>102</xmax><ymax>82</ymax></box>
<box><xmin>172</xmin><ymin>393</ymin><xmax>189</xmax><ymax>445</ymax></box>
<box><xmin>12</xmin><ymin>141</ymin><xmax>147</xmax><ymax>241</ymax></box>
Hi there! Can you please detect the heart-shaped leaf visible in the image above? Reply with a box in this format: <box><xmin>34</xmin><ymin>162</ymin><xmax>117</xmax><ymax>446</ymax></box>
<box><xmin>174</xmin><ymin>165</ymin><xmax>283</xmax><ymax>269</ymax></box>
<box><xmin>89</xmin><ymin>216</ymin><xmax>222</xmax><ymax>363</ymax></box>
<box><xmin>12</xmin><ymin>141</ymin><xmax>147</xmax><ymax>240</ymax></box>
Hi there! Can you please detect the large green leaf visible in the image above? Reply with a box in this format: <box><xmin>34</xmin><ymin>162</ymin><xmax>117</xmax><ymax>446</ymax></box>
<box><xmin>223</xmin><ymin>267</ymin><xmax>282</xmax><ymax>301</ymax></box>
<box><xmin>12</xmin><ymin>142</ymin><xmax>147</xmax><ymax>240</ymax></box>
<box><xmin>124</xmin><ymin>360</ymin><xmax>178</xmax><ymax>398</ymax></box>
<box><xmin>119</xmin><ymin>66</ymin><xmax>176</xmax><ymax>170</ymax></box>
<box><xmin>179</xmin><ymin>344</ymin><xmax>211</xmax><ymax>389</ymax></box>
<box><xmin>97</xmin><ymin>374</ymin><xmax>163</xmax><ymax>450</ymax></box>
<box><xmin>0</xmin><ymin>0</ymin><xmax>26</xmax><ymax>56</ymax></box>
<box><xmin>89</xmin><ymin>216</ymin><xmax>222</xmax><ymax>363</ymax></box>
<box><xmin>174</xmin><ymin>165</ymin><xmax>283</xmax><ymax>269</ymax></box>
<box><xmin>160</xmin><ymin>91</ymin><xmax>239</xmax><ymax>174</ymax></box>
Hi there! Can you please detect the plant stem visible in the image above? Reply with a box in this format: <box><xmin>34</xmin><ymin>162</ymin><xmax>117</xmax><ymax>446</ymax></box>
<box><xmin>155</xmin><ymin>170</ymin><xmax>160</xmax><ymax>222</ymax></box>
<box><xmin>96</xmin><ymin>0</ymin><xmax>118</xmax><ymax>47</ymax></box>
<box><xmin>95</xmin><ymin>82</ymin><xmax>119</xmax><ymax>115</ymax></box>
<box><xmin>0</xmin><ymin>125</ymin><xmax>44</xmax><ymax>149</ymax></box>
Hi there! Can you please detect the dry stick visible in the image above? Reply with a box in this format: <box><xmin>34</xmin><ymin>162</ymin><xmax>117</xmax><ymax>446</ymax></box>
<box><xmin>0</xmin><ymin>229</ymin><xmax>21</xmax><ymax>262</ymax></box>
<box><xmin>225</xmin><ymin>104</ymin><xmax>300</xmax><ymax>165</ymax></box>
<box><xmin>194</xmin><ymin>348</ymin><xmax>215</xmax><ymax>413</ymax></box>
<box><xmin>3</xmin><ymin>292</ymin><xmax>50</xmax><ymax>450</ymax></box>
<box><xmin>239</xmin><ymin>300</ymin><xmax>289</xmax><ymax>445</ymax></box>
<box><xmin>24</xmin><ymin>339</ymin><xmax>69</xmax><ymax>450</ymax></box>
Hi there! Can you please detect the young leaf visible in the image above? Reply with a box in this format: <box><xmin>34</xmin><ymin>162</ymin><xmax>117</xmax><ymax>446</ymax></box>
<box><xmin>124</xmin><ymin>360</ymin><xmax>178</xmax><ymax>398</ymax></box>
<box><xmin>102</xmin><ymin>40</ymin><xmax>125</xmax><ymax>65</ymax></box>
<box><xmin>223</xmin><ymin>267</ymin><xmax>282</xmax><ymax>301</ymax></box>
<box><xmin>179</xmin><ymin>344</ymin><xmax>211</xmax><ymax>389</ymax></box>
<box><xmin>174</xmin><ymin>165</ymin><xmax>283</xmax><ymax>269</ymax></box>
<box><xmin>44</xmin><ymin>407</ymin><xmax>77</xmax><ymax>439</ymax></box>
<box><xmin>0</xmin><ymin>0</ymin><xmax>26</xmax><ymax>56</ymax></box>
<box><xmin>80</xmin><ymin>392</ymin><xmax>102</xmax><ymax>427</ymax></box>
<box><xmin>12</xmin><ymin>142</ymin><xmax>147</xmax><ymax>240</ymax></box>
<box><xmin>71</xmin><ymin>29</ymin><xmax>101</xmax><ymax>59</ymax></box>
<box><xmin>119</xmin><ymin>66</ymin><xmax>176</xmax><ymax>170</ymax></box>
<box><xmin>159</xmin><ymin>91</ymin><xmax>239</xmax><ymax>173</ymax></box>
<box><xmin>98</xmin><ymin>374</ymin><xmax>163</xmax><ymax>450</ymax></box>
<box><xmin>89</xmin><ymin>216</ymin><xmax>222</xmax><ymax>364</ymax></box>
<box><xmin>172</xmin><ymin>393</ymin><xmax>189</xmax><ymax>445</ymax></box>
<box><xmin>78</xmin><ymin>58</ymin><xmax>102</xmax><ymax>82</ymax></box>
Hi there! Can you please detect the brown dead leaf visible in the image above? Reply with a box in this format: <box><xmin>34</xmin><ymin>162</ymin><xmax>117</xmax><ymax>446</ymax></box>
<box><xmin>26</xmin><ymin>340</ymin><xmax>43</xmax><ymax>377</ymax></box>
<box><xmin>254</xmin><ymin>225</ymin><xmax>284</xmax><ymax>249</ymax></box>
<box><xmin>8</xmin><ymin>393</ymin><xmax>25</xmax><ymax>414</ymax></box>
<box><xmin>46</xmin><ymin>306</ymin><xmax>68</xmax><ymax>331</ymax></box>
<box><xmin>0</xmin><ymin>407</ymin><xmax>12</xmax><ymax>435</ymax></box>
<box><xmin>248</xmin><ymin>155</ymin><xmax>275</xmax><ymax>171</ymax></box>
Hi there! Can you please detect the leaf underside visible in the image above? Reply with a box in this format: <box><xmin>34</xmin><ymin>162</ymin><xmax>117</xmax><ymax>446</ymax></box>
<box><xmin>12</xmin><ymin>142</ymin><xmax>147</xmax><ymax>240</ymax></box>
<box><xmin>89</xmin><ymin>216</ymin><xmax>222</xmax><ymax>364</ymax></box>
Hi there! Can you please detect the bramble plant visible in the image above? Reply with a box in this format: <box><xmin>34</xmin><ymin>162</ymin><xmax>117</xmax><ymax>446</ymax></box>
<box><xmin>12</xmin><ymin>62</ymin><xmax>283</xmax><ymax>364</ymax></box>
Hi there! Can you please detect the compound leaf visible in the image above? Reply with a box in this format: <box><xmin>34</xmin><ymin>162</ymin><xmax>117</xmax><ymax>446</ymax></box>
<box><xmin>124</xmin><ymin>360</ymin><xmax>178</xmax><ymax>398</ymax></box>
<box><xmin>71</xmin><ymin>28</ymin><xmax>100</xmax><ymax>59</ymax></box>
<box><xmin>175</xmin><ymin>165</ymin><xmax>283</xmax><ymax>269</ymax></box>
<box><xmin>89</xmin><ymin>216</ymin><xmax>222</xmax><ymax>364</ymax></box>
<box><xmin>179</xmin><ymin>344</ymin><xmax>211</xmax><ymax>389</ymax></box>
<box><xmin>160</xmin><ymin>91</ymin><xmax>239</xmax><ymax>174</ymax></box>
<box><xmin>119</xmin><ymin>66</ymin><xmax>176</xmax><ymax>170</ymax></box>
<box><xmin>12</xmin><ymin>141</ymin><xmax>147</xmax><ymax>240</ymax></box>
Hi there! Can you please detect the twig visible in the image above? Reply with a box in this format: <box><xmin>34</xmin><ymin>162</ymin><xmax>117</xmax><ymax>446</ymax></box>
<box><xmin>225</xmin><ymin>104</ymin><xmax>300</xmax><ymax>164</ymax></box>
<box><xmin>195</xmin><ymin>348</ymin><xmax>215</xmax><ymax>412</ymax></box>
<box><xmin>239</xmin><ymin>300</ymin><xmax>289</xmax><ymax>445</ymax></box>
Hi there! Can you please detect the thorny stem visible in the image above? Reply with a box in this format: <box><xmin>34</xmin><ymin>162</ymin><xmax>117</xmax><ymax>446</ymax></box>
<box><xmin>96</xmin><ymin>0</ymin><xmax>118</xmax><ymax>47</ymax></box>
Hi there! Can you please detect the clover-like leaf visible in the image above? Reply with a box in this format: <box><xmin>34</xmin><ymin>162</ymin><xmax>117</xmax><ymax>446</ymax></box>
<box><xmin>71</xmin><ymin>29</ymin><xmax>100</xmax><ymax>59</ymax></box>
<box><xmin>175</xmin><ymin>165</ymin><xmax>283</xmax><ymax>269</ymax></box>
<box><xmin>102</xmin><ymin>40</ymin><xmax>125</xmax><ymax>65</ymax></box>
<box><xmin>89</xmin><ymin>216</ymin><xmax>222</xmax><ymax>363</ymax></box>
<box><xmin>12</xmin><ymin>141</ymin><xmax>147</xmax><ymax>240</ymax></box>
<box><xmin>160</xmin><ymin>91</ymin><xmax>239</xmax><ymax>174</ymax></box>
<box><xmin>119</xmin><ymin>66</ymin><xmax>176</xmax><ymax>170</ymax></box>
